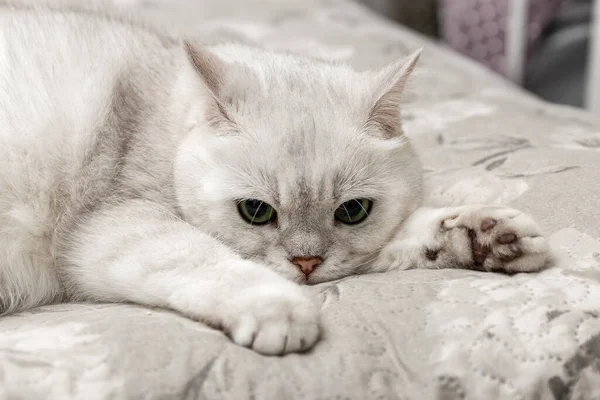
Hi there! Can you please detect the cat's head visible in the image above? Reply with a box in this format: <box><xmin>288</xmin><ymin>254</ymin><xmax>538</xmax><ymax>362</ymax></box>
<box><xmin>174</xmin><ymin>43</ymin><xmax>423</xmax><ymax>284</ymax></box>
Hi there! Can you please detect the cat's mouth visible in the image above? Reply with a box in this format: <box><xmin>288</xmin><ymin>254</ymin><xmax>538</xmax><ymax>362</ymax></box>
<box><xmin>290</xmin><ymin>272</ymin><xmax>318</xmax><ymax>285</ymax></box>
<box><xmin>303</xmin><ymin>273</ymin><xmax>337</xmax><ymax>286</ymax></box>
<box><xmin>295</xmin><ymin>274</ymin><xmax>310</xmax><ymax>285</ymax></box>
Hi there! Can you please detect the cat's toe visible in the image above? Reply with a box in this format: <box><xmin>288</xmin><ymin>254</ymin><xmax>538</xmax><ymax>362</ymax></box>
<box><xmin>251</xmin><ymin>316</ymin><xmax>319</xmax><ymax>355</ymax></box>
<box><xmin>469</xmin><ymin>210</ymin><xmax>551</xmax><ymax>273</ymax></box>
<box><xmin>469</xmin><ymin>229</ymin><xmax>491</xmax><ymax>266</ymax></box>
<box><xmin>225</xmin><ymin>283</ymin><xmax>320</xmax><ymax>355</ymax></box>
<box><xmin>251</xmin><ymin>321</ymin><xmax>290</xmax><ymax>355</ymax></box>
<box><xmin>489</xmin><ymin>234</ymin><xmax>550</xmax><ymax>273</ymax></box>
<box><xmin>229</xmin><ymin>314</ymin><xmax>259</xmax><ymax>347</ymax></box>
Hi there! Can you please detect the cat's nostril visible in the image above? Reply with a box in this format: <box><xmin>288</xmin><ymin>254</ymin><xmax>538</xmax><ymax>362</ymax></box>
<box><xmin>290</xmin><ymin>256</ymin><xmax>323</xmax><ymax>276</ymax></box>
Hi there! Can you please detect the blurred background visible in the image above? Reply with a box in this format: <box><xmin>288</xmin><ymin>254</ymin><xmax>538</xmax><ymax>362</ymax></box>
<box><xmin>358</xmin><ymin>0</ymin><xmax>600</xmax><ymax>112</ymax></box>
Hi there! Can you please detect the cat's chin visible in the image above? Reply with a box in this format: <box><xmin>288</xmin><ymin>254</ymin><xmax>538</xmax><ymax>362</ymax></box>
<box><xmin>278</xmin><ymin>268</ymin><xmax>341</xmax><ymax>286</ymax></box>
<box><xmin>287</xmin><ymin>272</ymin><xmax>325</xmax><ymax>286</ymax></box>
<box><xmin>304</xmin><ymin>273</ymin><xmax>344</xmax><ymax>285</ymax></box>
<box><xmin>270</xmin><ymin>262</ymin><xmax>351</xmax><ymax>285</ymax></box>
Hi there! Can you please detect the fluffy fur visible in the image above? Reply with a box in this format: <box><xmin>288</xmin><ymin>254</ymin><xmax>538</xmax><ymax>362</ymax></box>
<box><xmin>0</xmin><ymin>5</ymin><xmax>551</xmax><ymax>355</ymax></box>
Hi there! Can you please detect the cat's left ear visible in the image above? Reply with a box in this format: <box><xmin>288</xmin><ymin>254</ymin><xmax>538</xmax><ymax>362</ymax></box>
<box><xmin>366</xmin><ymin>48</ymin><xmax>422</xmax><ymax>139</ymax></box>
<box><xmin>183</xmin><ymin>41</ymin><xmax>234</xmax><ymax>129</ymax></box>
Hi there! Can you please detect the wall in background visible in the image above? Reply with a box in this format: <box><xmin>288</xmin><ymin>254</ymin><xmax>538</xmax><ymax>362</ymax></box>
<box><xmin>358</xmin><ymin>0</ymin><xmax>597</xmax><ymax>111</ymax></box>
<box><xmin>357</xmin><ymin>0</ymin><xmax>439</xmax><ymax>37</ymax></box>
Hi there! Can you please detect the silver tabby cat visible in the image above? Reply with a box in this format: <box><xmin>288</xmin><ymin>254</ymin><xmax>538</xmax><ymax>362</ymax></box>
<box><xmin>0</xmin><ymin>4</ymin><xmax>551</xmax><ymax>355</ymax></box>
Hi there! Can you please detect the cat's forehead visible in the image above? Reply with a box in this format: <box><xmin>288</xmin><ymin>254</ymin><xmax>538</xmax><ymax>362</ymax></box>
<box><xmin>209</xmin><ymin>44</ymin><xmax>406</xmax><ymax>204</ymax></box>
<box><xmin>223</xmin><ymin>76</ymin><xmax>369</xmax><ymax>151</ymax></box>
<box><xmin>215</xmin><ymin>48</ymin><xmax>371</xmax><ymax>115</ymax></box>
<box><xmin>278</xmin><ymin>172</ymin><xmax>332</xmax><ymax>208</ymax></box>
<box><xmin>231</xmin><ymin>133</ymin><xmax>389</xmax><ymax>210</ymax></box>
<box><xmin>222</xmin><ymin>69</ymin><xmax>362</xmax><ymax>117</ymax></box>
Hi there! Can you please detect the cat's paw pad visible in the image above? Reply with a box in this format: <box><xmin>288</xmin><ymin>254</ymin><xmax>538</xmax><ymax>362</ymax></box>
<box><xmin>442</xmin><ymin>206</ymin><xmax>551</xmax><ymax>273</ymax></box>
<box><xmin>225</xmin><ymin>284</ymin><xmax>320</xmax><ymax>355</ymax></box>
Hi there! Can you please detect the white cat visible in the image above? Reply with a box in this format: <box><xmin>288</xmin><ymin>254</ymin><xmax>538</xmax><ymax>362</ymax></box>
<box><xmin>0</xmin><ymin>5</ymin><xmax>551</xmax><ymax>355</ymax></box>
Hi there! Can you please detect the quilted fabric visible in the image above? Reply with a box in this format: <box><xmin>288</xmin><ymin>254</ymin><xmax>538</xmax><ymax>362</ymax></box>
<box><xmin>2</xmin><ymin>0</ymin><xmax>600</xmax><ymax>399</ymax></box>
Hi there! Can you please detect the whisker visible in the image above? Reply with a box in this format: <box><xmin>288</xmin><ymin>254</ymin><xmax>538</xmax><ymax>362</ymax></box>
<box><xmin>251</xmin><ymin>201</ymin><xmax>263</xmax><ymax>224</ymax></box>
<box><xmin>356</xmin><ymin>199</ymin><xmax>369</xmax><ymax>216</ymax></box>
<box><xmin>342</xmin><ymin>203</ymin><xmax>351</xmax><ymax>222</ymax></box>
<box><xmin>352</xmin><ymin>254</ymin><xmax>380</xmax><ymax>270</ymax></box>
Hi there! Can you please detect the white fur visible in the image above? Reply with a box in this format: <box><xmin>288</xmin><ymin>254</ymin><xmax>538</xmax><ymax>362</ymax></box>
<box><xmin>0</xmin><ymin>5</ymin><xmax>551</xmax><ymax>355</ymax></box>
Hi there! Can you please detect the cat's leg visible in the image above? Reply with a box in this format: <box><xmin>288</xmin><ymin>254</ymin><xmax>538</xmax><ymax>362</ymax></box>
<box><xmin>0</xmin><ymin>214</ymin><xmax>63</xmax><ymax>315</ymax></box>
<box><xmin>61</xmin><ymin>200</ymin><xmax>320</xmax><ymax>355</ymax></box>
<box><xmin>375</xmin><ymin>205</ymin><xmax>552</xmax><ymax>273</ymax></box>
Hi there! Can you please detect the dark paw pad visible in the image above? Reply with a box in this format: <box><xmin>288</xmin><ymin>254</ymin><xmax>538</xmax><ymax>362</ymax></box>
<box><xmin>497</xmin><ymin>232</ymin><xmax>518</xmax><ymax>244</ymax></box>
<box><xmin>425</xmin><ymin>248</ymin><xmax>440</xmax><ymax>261</ymax></box>
<box><xmin>480</xmin><ymin>218</ymin><xmax>497</xmax><ymax>232</ymax></box>
<box><xmin>498</xmin><ymin>248</ymin><xmax>523</xmax><ymax>262</ymax></box>
<box><xmin>470</xmin><ymin>230</ymin><xmax>491</xmax><ymax>265</ymax></box>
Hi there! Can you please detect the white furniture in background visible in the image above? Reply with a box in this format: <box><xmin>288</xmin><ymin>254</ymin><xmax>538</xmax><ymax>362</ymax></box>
<box><xmin>506</xmin><ymin>0</ymin><xmax>599</xmax><ymax>112</ymax></box>
<box><xmin>506</xmin><ymin>0</ymin><xmax>530</xmax><ymax>85</ymax></box>
<box><xmin>586</xmin><ymin>0</ymin><xmax>600</xmax><ymax>112</ymax></box>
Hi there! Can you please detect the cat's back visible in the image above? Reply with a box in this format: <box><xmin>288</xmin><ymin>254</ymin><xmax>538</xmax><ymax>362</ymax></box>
<box><xmin>0</xmin><ymin>7</ymin><xmax>168</xmax><ymax>145</ymax></box>
<box><xmin>0</xmin><ymin>7</ymin><xmax>170</xmax><ymax>210</ymax></box>
<box><xmin>0</xmin><ymin>7</ymin><xmax>176</xmax><ymax>196</ymax></box>
<box><xmin>0</xmin><ymin>6</ymin><xmax>178</xmax><ymax>312</ymax></box>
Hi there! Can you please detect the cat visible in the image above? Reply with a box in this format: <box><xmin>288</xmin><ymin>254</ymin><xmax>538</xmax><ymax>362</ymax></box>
<box><xmin>0</xmin><ymin>4</ymin><xmax>551</xmax><ymax>355</ymax></box>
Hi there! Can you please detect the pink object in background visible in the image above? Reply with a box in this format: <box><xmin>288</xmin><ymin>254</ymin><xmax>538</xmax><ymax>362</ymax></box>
<box><xmin>439</xmin><ymin>0</ymin><xmax>567</xmax><ymax>76</ymax></box>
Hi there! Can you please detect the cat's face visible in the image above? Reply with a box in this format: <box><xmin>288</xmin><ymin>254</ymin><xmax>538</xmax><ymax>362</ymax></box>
<box><xmin>174</xmin><ymin>43</ymin><xmax>423</xmax><ymax>284</ymax></box>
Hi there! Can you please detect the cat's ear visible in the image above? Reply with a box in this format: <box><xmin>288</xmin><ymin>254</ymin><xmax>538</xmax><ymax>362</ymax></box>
<box><xmin>183</xmin><ymin>41</ymin><xmax>234</xmax><ymax>128</ymax></box>
<box><xmin>366</xmin><ymin>48</ymin><xmax>422</xmax><ymax>139</ymax></box>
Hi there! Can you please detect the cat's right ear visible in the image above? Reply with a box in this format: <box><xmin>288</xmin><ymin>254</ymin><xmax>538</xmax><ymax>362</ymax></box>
<box><xmin>365</xmin><ymin>48</ymin><xmax>422</xmax><ymax>139</ymax></box>
<box><xmin>183</xmin><ymin>41</ymin><xmax>234</xmax><ymax>129</ymax></box>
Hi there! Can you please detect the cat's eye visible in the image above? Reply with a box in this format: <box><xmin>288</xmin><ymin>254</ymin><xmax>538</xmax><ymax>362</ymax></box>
<box><xmin>237</xmin><ymin>199</ymin><xmax>276</xmax><ymax>225</ymax></box>
<box><xmin>334</xmin><ymin>198</ymin><xmax>373</xmax><ymax>225</ymax></box>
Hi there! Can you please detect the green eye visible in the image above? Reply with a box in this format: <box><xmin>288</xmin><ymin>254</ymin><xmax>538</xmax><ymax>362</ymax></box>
<box><xmin>334</xmin><ymin>198</ymin><xmax>373</xmax><ymax>225</ymax></box>
<box><xmin>237</xmin><ymin>199</ymin><xmax>276</xmax><ymax>225</ymax></box>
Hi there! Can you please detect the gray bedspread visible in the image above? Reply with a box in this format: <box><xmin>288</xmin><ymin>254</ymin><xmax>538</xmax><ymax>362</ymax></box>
<box><xmin>2</xmin><ymin>0</ymin><xmax>600</xmax><ymax>399</ymax></box>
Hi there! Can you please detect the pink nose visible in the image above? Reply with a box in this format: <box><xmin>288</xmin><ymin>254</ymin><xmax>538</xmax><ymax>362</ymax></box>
<box><xmin>291</xmin><ymin>256</ymin><xmax>323</xmax><ymax>275</ymax></box>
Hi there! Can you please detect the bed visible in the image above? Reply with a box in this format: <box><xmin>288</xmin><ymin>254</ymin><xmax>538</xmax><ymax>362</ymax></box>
<box><xmin>2</xmin><ymin>0</ymin><xmax>600</xmax><ymax>398</ymax></box>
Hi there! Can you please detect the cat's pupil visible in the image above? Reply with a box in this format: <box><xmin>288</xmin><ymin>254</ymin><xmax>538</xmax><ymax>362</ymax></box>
<box><xmin>345</xmin><ymin>200</ymin><xmax>362</xmax><ymax>215</ymax></box>
<box><xmin>334</xmin><ymin>198</ymin><xmax>372</xmax><ymax>225</ymax></box>
<box><xmin>246</xmin><ymin>200</ymin><xmax>266</xmax><ymax>217</ymax></box>
<box><xmin>238</xmin><ymin>199</ymin><xmax>275</xmax><ymax>225</ymax></box>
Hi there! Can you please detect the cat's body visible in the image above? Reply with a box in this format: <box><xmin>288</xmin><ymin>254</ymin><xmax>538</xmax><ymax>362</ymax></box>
<box><xmin>0</xmin><ymin>5</ymin><xmax>551</xmax><ymax>355</ymax></box>
<box><xmin>0</xmin><ymin>8</ymin><xmax>184</xmax><ymax>309</ymax></box>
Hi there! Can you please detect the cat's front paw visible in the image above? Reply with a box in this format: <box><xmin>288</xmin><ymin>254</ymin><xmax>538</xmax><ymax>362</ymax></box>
<box><xmin>224</xmin><ymin>283</ymin><xmax>320</xmax><ymax>356</ymax></box>
<box><xmin>438</xmin><ymin>206</ymin><xmax>551</xmax><ymax>273</ymax></box>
